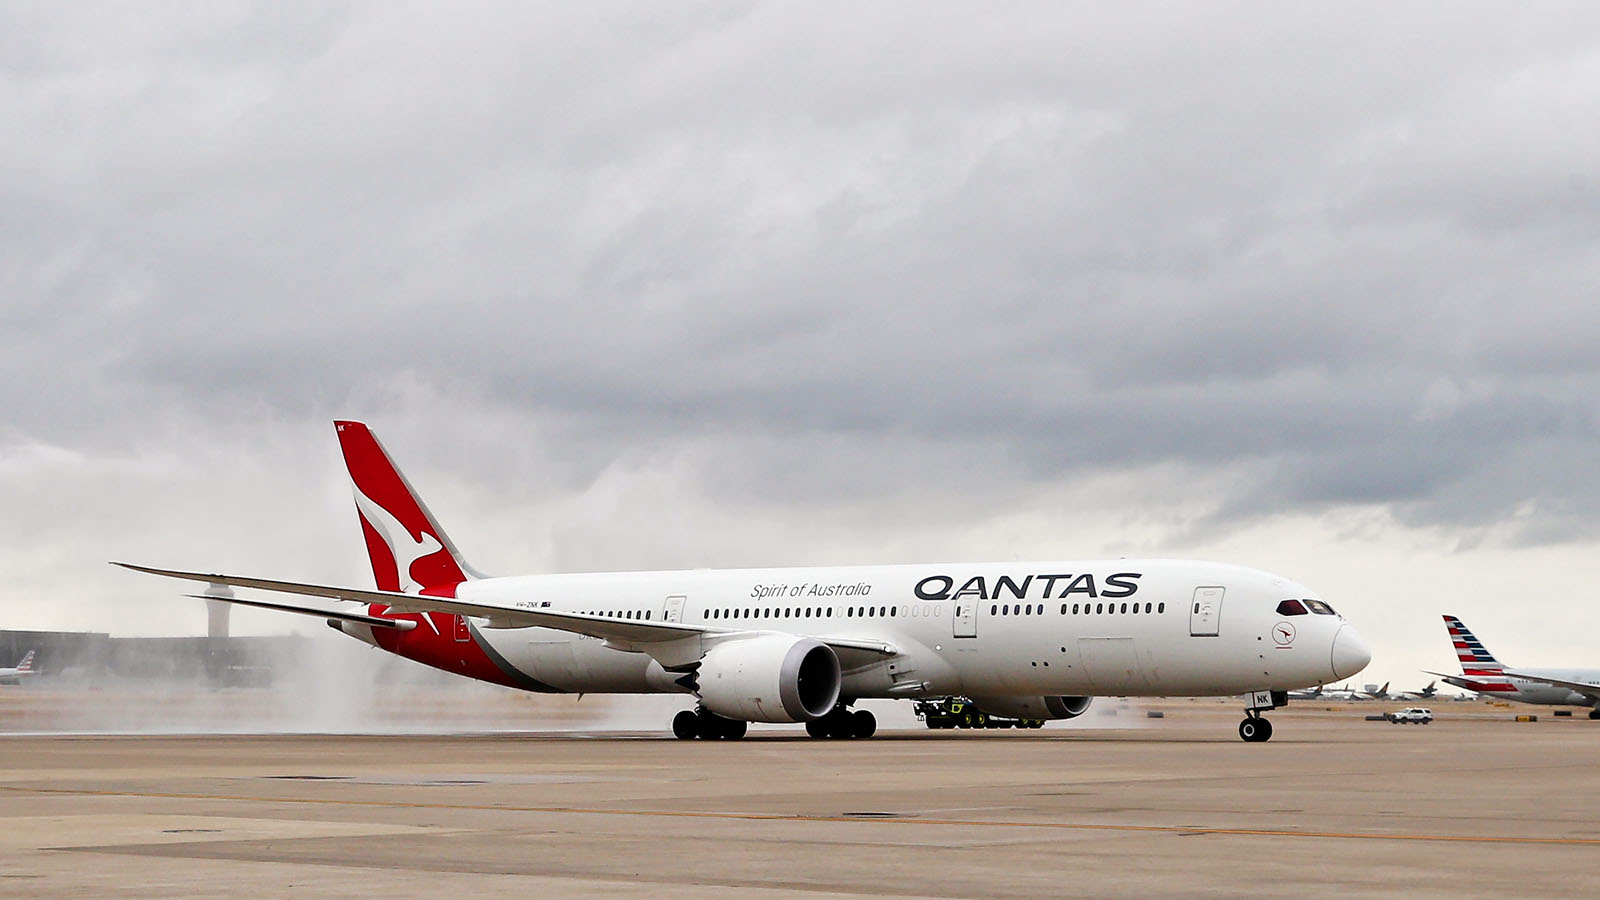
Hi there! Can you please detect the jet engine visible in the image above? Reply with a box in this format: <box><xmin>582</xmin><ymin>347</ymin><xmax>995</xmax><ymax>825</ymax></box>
<box><xmin>970</xmin><ymin>695</ymin><xmax>1093</xmax><ymax>720</ymax></box>
<box><xmin>695</xmin><ymin>635</ymin><xmax>841</xmax><ymax>723</ymax></box>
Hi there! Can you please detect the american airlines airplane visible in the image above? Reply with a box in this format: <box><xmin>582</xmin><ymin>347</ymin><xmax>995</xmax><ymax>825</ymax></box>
<box><xmin>118</xmin><ymin>421</ymin><xmax>1372</xmax><ymax>742</ymax></box>
<box><xmin>1430</xmin><ymin>615</ymin><xmax>1600</xmax><ymax>718</ymax></box>
<box><xmin>0</xmin><ymin>650</ymin><xmax>37</xmax><ymax>684</ymax></box>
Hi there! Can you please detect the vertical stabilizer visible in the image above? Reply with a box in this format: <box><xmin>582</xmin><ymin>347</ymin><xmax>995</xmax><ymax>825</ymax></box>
<box><xmin>334</xmin><ymin>421</ymin><xmax>480</xmax><ymax>592</ymax></box>
<box><xmin>1442</xmin><ymin>615</ymin><xmax>1515</xmax><ymax>693</ymax></box>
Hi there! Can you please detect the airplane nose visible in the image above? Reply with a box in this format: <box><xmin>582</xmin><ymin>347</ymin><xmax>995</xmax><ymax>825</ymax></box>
<box><xmin>1330</xmin><ymin>625</ymin><xmax>1372</xmax><ymax>681</ymax></box>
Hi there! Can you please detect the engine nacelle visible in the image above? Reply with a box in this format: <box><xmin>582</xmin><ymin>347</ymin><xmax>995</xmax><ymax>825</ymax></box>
<box><xmin>696</xmin><ymin>635</ymin><xmax>841</xmax><ymax>723</ymax></box>
<box><xmin>970</xmin><ymin>695</ymin><xmax>1093</xmax><ymax>720</ymax></box>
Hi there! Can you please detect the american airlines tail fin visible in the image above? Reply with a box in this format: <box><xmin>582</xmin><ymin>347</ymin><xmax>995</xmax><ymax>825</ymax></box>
<box><xmin>15</xmin><ymin>650</ymin><xmax>34</xmax><ymax>673</ymax></box>
<box><xmin>334</xmin><ymin>421</ymin><xmax>482</xmax><ymax>593</ymax></box>
<box><xmin>1442</xmin><ymin>614</ymin><xmax>1516</xmax><ymax>693</ymax></box>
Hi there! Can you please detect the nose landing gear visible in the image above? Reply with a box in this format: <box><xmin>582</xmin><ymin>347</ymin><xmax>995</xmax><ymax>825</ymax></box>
<box><xmin>1238</xmin><ymin>713</ymin><xmax>1274</xmax><ymax>742</ymax></box>
<box><xmin>1239</xmin><ymin>689</ymin><xmax>1285</xmax><ymax>742</ymax></box>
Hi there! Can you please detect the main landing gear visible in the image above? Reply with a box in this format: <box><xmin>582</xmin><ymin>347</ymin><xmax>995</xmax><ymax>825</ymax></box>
<box><xmin>805</xmin><ymin>705</ymin><xmax>877</xmax><ymax>740</ymax></box>
<box><xmin>673</xmin><ymin>707</ymin><xmax>748</xmax><ymax>740</ymax></box>
<box><xmin>1589</xmin><ymin>709</ymin><xmax>1600</xmax><ymax>720</ymax></box>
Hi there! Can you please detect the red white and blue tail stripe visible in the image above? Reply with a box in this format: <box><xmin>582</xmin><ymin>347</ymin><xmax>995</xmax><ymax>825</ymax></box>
<box><xmin>1443</xmin><ymin>615</ymin><xmax>1516</xmax><ymax>693</ymax></box>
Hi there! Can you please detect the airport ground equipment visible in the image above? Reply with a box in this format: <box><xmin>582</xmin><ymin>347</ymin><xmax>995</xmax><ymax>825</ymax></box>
<box><xmin>913</xmin><ymin>697</ymin><xmax>1045</xmax><ymax>730</ymax></box>
<box><xmin>1387</xmin><ymin>707</ymin><xmax>1433</xmax><ymax>724</ymax></box>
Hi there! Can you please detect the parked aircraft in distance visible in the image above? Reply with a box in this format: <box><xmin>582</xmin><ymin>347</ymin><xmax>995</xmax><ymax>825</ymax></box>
<box><xmin>1429</xmin><ymin>615</ymin><xmax>1600</xmax><ymax>719</ymax></box>
<box><xmin>119</xmin><ymin>421</ymin><xmax>1371</xmax><ymax>743</ymax></box>
<box><xmin>0</xmin><ymin>650</ymin><xmax>36</xmax><ymax>684</ymax></box>
<box><xmin>1286</xmin><ymin>684</ymin><xmax>1324</xmax><ymax>701</ymax></box>
<box><xmin>1392</xmin><ymin>680</ymin><xmax>1438</xmax><ymax>701</ymax></box>
<box><xmin>1316</xmin><ymin>683</ymin><xmax>1371</xmax><ymax>701</ymax></box>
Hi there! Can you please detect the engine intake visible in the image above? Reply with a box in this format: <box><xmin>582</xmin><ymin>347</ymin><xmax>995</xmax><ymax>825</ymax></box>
<box><xmin>696</xmin><ymin>635</ymin><xmax>841</xmax><ymax>723</ymax></box>
<box><xmin>970</xmin><ymin>695</ymin><xmax>1093</xmax><ymax>720</ymax></box>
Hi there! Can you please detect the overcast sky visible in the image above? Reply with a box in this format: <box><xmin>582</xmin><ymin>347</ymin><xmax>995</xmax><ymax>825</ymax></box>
<box><xmin>3</xmin><ymin>2</ymin><xmax>1598</xmax><ymax>688</ymax></box>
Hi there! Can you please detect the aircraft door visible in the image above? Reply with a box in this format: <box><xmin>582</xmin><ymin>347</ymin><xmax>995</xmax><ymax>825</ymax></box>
<box><xmin>662</xmin><ymin>595</ymin><xmax>687</xmax><ymax>623</ymax></box>
<box><xmin>1189</xmin><ymin>586</ymin><xmax>1223</xmax><ymax>637</ymax></box>
<box><xmin>952</xmin><ymin>598</ymin><xmax>977</xmax><ymax>638</ymax></box>
<box><xmin>453</xmin><ymin>614</ymin><xmax>471</xmax><ymax>642</ymax></box>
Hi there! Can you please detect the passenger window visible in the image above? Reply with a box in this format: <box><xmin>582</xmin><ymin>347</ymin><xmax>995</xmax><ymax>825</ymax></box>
<box><xmin>1095</xmin><ymin>603</ymin><xmax>1103</xmax><ymax>614</ymax></box>
<box><xmin>1060</xmin><ymin>604</ymin><xmax>1067</xmax><ymax>615</ymax></box>
<box><xmin>1120</xmin><ymin>603</ymin><xmax>1128</xmax><ymax>614</ymax></box>
<box><xmin>1276</xmin><ymin>599</ymin><xmax>1309</xmax><ymax>616</ymax></box>
<box><xmin>890</xmin><ymin>606</ymin><xmax>897</xmax><ymax>616</ymax></box>
<box><xmin>991</xmin><ymin>604</ymin><xmax>998</xmax><ymax>616</ymax></box>
<box><xmin>1072</xmin><ymin>603</ymin><xmax>1079</xmax><ymax>614</ymax></box>
<box><xmin>1158</xmin><ymin>602</ymin><xmax>1165</xmax><ymax>613</ymax></box>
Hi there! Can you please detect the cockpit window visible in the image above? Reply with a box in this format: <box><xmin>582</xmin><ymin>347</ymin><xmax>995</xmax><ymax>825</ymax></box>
<box><xmin>1303</xmin><ymin>599</ymin><xmax>1336</xmax><ymax>615</ymax></box>
<box><xmin>1275</xmin><ymin>599</ymin><xmax>1308</xmax><ymax>616</ymax></box>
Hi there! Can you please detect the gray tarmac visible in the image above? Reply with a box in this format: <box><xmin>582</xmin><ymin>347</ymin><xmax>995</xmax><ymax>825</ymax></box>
<box><xmin>2</xmin><ymin>701</ymin><xmax>1598</xmax><ymax>899</ymax></box>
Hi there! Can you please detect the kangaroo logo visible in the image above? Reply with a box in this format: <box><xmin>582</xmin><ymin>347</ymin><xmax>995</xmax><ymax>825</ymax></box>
<box><xmin>354</xmin><ymin>486</ymin><xmax>443</xmax><ymax>593</ymax></box>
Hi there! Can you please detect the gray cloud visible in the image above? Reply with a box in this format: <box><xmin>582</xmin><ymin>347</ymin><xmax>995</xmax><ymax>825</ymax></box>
<box><xmin>3</xmin><ymin>0</ymin><xmax>1600</xmax><ymax>637</ymax></box>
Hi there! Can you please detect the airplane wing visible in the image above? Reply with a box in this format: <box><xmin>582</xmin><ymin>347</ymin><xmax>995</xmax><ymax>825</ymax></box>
<box><xmin>1504</xmin><ymin>671</ymin><xmax>1600</xmax><ymax>703</ymax></box>
<box><xmin>116</xmin><ymin>562</ymin><xmax>898</xmax><ymax>666</ymax></box>
<box><xmin>182</xmin><ymin>593</ymin><xmax>418</xmax><ymax>631</ymax></box>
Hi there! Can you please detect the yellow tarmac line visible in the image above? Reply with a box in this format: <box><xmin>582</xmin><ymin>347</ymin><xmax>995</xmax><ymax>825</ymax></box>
<box><xmin>3</xmin><ymin>784</ymin><xmax>1596</xmax><ymax>847</ymax></box>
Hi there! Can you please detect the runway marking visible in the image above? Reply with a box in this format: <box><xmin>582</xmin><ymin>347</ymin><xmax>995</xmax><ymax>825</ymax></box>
<box><xmin>3</xmin><ymin>784</ymin><xmax>1596</xmax><ymax>847</ymax></box>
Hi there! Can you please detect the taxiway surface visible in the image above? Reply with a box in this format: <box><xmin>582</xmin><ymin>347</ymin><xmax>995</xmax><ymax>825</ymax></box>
<box><xmin>2</xmin><ymin>704</ymin><xmax>1597</xmax><ymax>899</ymax></box>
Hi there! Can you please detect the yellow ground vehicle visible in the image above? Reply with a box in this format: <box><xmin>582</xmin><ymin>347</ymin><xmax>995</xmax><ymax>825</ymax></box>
<box><xmin>913</xmin><ymin>697</ymin><xmax>1045</xmax><ymax>729</ymax></box>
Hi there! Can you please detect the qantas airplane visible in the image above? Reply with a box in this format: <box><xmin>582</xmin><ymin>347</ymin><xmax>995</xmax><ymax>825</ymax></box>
<box><xmin>118</xmin><ymin>421</ymin><xmax>1371</xmax><ymax>742</ymax></box>
<box><xmin>1430</xmin><ymin>615</ymin><xmax>1600</xmax><ymax>718</ymax></box>
<box><xmin>0</xmin><ymin>650</ymin><xmax>37</xmax><ymax>684</ymax></box>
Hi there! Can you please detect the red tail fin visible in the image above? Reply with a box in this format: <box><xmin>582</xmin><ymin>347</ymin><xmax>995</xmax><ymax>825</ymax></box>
<box><xmin>334</xmin><ymin>421</ymin><xmax>478</xmax><ymax>592</ymax></box>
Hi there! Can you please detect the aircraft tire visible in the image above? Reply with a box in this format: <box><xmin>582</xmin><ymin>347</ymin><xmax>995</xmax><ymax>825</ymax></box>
<box><xmin>695</xmin><ymin>710</ymin><xmax>748</xmax><ymax>740</ymax></box>
<box><xmin>1590</xmin><ymin>709</ymin><xmax>1600</xmax><ymax>720</ymax></box>
<box><xmin>673</xmin><ymin>710</ymin><xmax>698</xmax><ymax>740</ymax></box>
<box><xmin>1238</xmin><ymin>717</ymin><xmax>1272</xmax><ymax>742</ymax></box>
<box><xmin>806</xmin><ymin>719</ymin><xmax>828</xmax><ymax>738</ymax></box>
<box><xmin>851</xmin><ymin>709</ymin><xmax>876</xmax><ymax>739</ymax></box>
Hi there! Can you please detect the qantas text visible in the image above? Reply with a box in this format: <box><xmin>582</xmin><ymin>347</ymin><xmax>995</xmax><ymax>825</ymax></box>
<box><xmin>913</xmin><ymin>572</ymin><xmax>1142</xmax><ymax>602</ymax></box>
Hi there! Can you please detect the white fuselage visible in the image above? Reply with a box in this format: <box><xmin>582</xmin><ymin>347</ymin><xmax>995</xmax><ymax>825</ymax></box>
<box><xmin>422</xmin><ymin>558</ymin><xmax>1365</xmax><ymax>699</ymax></box>
<box><xmin>1488</xmin><ymin>669</ymin><xmax>1599</xmax><ymax>707</ymax></box>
